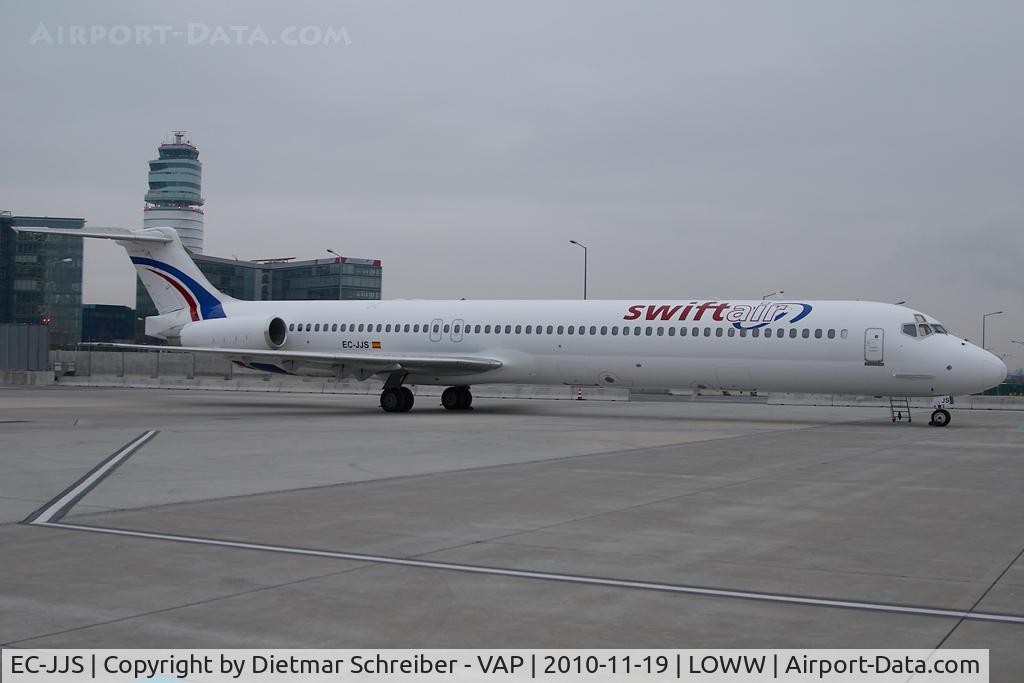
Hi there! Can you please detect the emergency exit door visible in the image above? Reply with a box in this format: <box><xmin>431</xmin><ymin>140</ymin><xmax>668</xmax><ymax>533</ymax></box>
<box><xmin>864</xmin><ymin>328</ymin><xmax>884</xmax><ymax>366</ymax></box>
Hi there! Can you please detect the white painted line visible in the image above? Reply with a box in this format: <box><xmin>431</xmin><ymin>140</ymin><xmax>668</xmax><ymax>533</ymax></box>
<box><xmin>27</xmin><ymin>431</ymin><xmax>158</xmax><ymax>524</ymax></box>
<box><xmin>37</xmin><ymin>521</ymin><xmax>1024</xmax><ymax>626</ymax></box>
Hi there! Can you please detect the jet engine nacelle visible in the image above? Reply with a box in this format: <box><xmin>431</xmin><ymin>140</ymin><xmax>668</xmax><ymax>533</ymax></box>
<box><xmin>179</xmin><ymin>316</ymin><xmax>287</xmax><ymax>350</ymax></box>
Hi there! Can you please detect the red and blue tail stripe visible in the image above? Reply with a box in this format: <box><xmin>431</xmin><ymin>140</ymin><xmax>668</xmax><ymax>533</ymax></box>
<box><xmin>131</xmin><ymin>257</ymin><xmax>226</xmax><ymax>320</ymax></box>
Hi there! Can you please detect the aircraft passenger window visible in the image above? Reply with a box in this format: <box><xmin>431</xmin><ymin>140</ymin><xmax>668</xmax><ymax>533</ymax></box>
<box><xmin>515</xmin><ymin>325</ymin><xmax>522</xmax><ymax>334</ymax></box>
<box><xmin>739</xmin><ymin>329</ymin><xmax>747</xmax><ymax>337</ymax></box>
<box><xmin>441</xmin><ymin>324</ymin><xmax>449</xmax><ymax>333</ymax></box>
<box><xmin>329</xmin><ymin>324</ymin><xmax>335</xmax><ymax>332</ymax></box>
<box><xmin>601</xmin><ymin>326</ymin><xmax>608</xmax><ymax>335</ymax></box>
<box><xmin>801</xmin><ymin>329</ymin><xmax>809</xmax><ymax>338</ymax></box>
<box><xmin>841</xmin><ymin>329</ymin><xmax>849</xmax><ymax>338</ymax></box>
<box><xmin>432</xmin><ymin>324</ymin><xmax>439</xmax><ymax>333</ymax></box>
<box><xmin>536</xmin><ymin>326</ymin><xmax>542</xmax><ymax>335</ymax></box>
<box><xmin>789</xmin><ymin>329</ymin><xmax>797</xmax><ymax>338</ymax></box>
<box><xmin>827</xmin><ymin>329</ymin><xmax>836</xmax><ymax>339</ymax></box>
<box><xmin>385</xmin><ymin>324</ymin><xmax>392</xmax><ymax>333</ymax></box>
<box><xmin>495</xmin><ymin>325</ymin><xmax>502</xmax><ymax>335</ymax></box>
<box><xmin>546</xmin><ymin>325</ymin><xmax>554</xmax><ymax>334</ymax></box>
<box><xmin>704</xmin><ymin>327</ymin><xmax>711</xmax><ymax>337</ymax></box>
<box><xmin>645</xmin><ymin>327</ymin><xmax>653</xmax><ymax>336</ymax></box>
<box><xmin>504</xmin><ymin>325</ymin><xmax>512</xmax><ymax>334</ymax></box>
<box><xmin>557</xmin><ymin>326</ymin><xmax>564</xmax><ymax>334</ymax></box>
<box><xmin>814</xmin><ymin>329</ymin><xmax>823</xmax><ymax>339</ymax></box>
<box><xmin>453</xmin><ymin>324</ymin><xmax>461</xmax><ymax>334</ymax></box>
<box><xmin>919</xmin><ymin>324</ymin><xmax>932</xmax><ymax>336</ymax></box>
<box><xmin>590</xmin><ymin>326</ymin><xmax>598</xmax><ymax>335</ymax></box>
<box><xmin>314</xmin><ymin>324</ymin><xmax>321</xmax><ymax>332</ymax></box>
<box><xmin>716</xmin><ymin>328</ymin><xmax>723</xmax><ymax>337</ymax></box>
<box><xmin>691</xmin><ymin>327</ymin><xmax>699</xmax><ymax>336</ymax></box>
<box><xmin>481</xmin><ymin>325</ymin><xmax>489</xmax><ymax>333</ymax></box>
<box><xmin>667</xmin><ymin>327</ymin><xmax>675</xmax><ymax>336</ymax></box>
<box><xmin>752</xmin><ymin>329</ymin><xmax>760</xmax><ymax>338</ymax></box>
<box><xmin>728</xmin><ymin>328</ymin><xmax>736</xmax><ymax>337</ymax></box>
<box><xmin>474</xmin><ymin>325</ymin><xmax>481</xmax><ymax>333</ymax></box>
<box><xmin>567</xmin><ymin>326</ymin><xmax>575</xmax><ymax>335</ymax></box>
<box><xmin>611</xmin><ymin>326</ymin><xmax>619</xmax><ymax>335</ymax></box>
<box><xmin>622</xmin><ymin>326</ymin><xmax>630</xmax><ymax>336</ymax></box>
<box><xmin>404</xmin><ymin>324</ymin><xmax>410</xmax><ymax>332</ymax></box>
<box><xmin>680</xmin><ymin>327</ymin><xmax>687</xmax><ymax>336</ymax></box>
<box><xmin>633</xmin><ymin>326</ymin><xmax>641</xmax><ymax>336</ymax></box>
<box><xmin>524</xmin><ymin>325</ymin><xmax>532</xmax><ymax>334</ymax></box>
<box><xmin>288</xmin><ymin>323</ymin><xmax>294</xmax><ymax>331</ymax></box>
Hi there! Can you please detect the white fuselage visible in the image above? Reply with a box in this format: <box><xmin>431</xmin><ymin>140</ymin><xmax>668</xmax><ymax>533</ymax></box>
<box><xmin>215</xmin><ymin>298</ymin><xmax>1006</xmax><ymax>397</ymax></box>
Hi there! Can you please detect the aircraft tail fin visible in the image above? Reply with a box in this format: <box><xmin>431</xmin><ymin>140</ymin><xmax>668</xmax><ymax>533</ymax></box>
<box><xmin>11</xmin><ymin>225</ymin><xmax>233</xmax><ymax>325</ymax></box>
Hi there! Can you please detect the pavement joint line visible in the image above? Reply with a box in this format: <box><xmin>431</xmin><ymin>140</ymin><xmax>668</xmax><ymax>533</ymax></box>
<box><xmin>21</xmin><ymin>431</ymin><xmax>159</xmax><ymax>525</ymax></box>
<box><xmin>33</xmin><ymin>520</ymin><xmax>1024</xmax><ymax>626</ymax></box>
<box><xmin>57</xmin><ymin>420</ymin><xmax>839</xmax><ymax>524</ymax></box>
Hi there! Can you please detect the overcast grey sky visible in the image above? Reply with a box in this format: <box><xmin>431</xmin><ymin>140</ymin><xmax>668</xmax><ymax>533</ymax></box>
<box><xmin>2</xmin><ymin>1</ymin><xmax>1022</xmax><ymax>362</ymax></box>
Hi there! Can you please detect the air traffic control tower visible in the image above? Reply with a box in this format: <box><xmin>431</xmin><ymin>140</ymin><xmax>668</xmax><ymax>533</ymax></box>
<box><xmin>143</xmin><ymin>131</ymin><xmax>205</xmax><ymax>253</ymax></box>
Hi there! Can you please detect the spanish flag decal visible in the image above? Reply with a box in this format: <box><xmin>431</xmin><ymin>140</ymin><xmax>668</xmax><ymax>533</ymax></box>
<box><xmin>371</xmin><ymin>341</ymin><xmax>382</xmax><ymax>349</ymax></box>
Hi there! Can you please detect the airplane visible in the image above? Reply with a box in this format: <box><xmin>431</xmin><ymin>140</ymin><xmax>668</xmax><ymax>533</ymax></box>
<box><xmin>14</xmin><ymin>225</ymin><xmax>1007</xmax><ymax>426</ymax></box>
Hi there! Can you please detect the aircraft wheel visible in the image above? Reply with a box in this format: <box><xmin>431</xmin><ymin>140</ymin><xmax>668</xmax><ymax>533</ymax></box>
<box><xmin>442</xmin><ymin>386</ymin><xmax>472</xmax><ymax>410</ymax></box>
<box><xmin>929</xmin><ymin>409</ymin><xmax>951</xmax><ymax>427</ymax></box>
<box><xmin>380</xmin><ymin>388</ymin><xmax>404</xmax><ymax>413</ymax></box>
<box><xmin>398</xmin><ymin>387</ymin><xmax>415</xmax><ymax>412</ymax></box>
<box><xmin>441</xmin><ymin>387</ymin><xmax>462</xmax><ymax>410</ymax></box>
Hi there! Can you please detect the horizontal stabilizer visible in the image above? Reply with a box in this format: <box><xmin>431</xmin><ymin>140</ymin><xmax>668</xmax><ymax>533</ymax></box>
<box><xmin>10</xmin><ymin>226</ymin><xmax>172</xmax><ymax>243</ymax></box>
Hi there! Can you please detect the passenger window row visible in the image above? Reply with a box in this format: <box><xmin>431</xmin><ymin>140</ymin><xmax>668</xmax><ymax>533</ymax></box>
<box><xmin>287</xmin><ymin>321</ymin><xmax>849</xmax><ymax>340</ymax></box>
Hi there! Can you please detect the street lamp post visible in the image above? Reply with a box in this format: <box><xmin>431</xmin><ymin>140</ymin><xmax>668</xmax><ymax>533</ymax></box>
<box><xmin>761</xmin><ymin>290</ymin><xmax>784</xmax><ymax>300</ymax></box>
<box><xmin>568</xmin><ymin>240</ymin><xmax>588</xmax><ymax>300</ymax></box>
<box><xmin>982</xmin><ymin>311</ymin><xmax>1003</xmax><ymax>350</ymax></box>
<box><xmin>326</xmin><ymin>248</ymin><xmax>341</xmax><ymax>259</ymax></box>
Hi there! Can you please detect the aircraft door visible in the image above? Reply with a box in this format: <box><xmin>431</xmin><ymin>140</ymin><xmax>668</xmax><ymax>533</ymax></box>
<box><xmin>429</xmin><ymin>318</ymin><xmax>443</xmax><ymax>342</ymax></box>
<box><xmin>864</xmin><ymin>328</ymin><xmax>884</xmax><ymax>366</ymax></box>
<box><xmin>451</xmin><ymin>318</ymin><xmax>465</xmax><ymax>343</ymax></box>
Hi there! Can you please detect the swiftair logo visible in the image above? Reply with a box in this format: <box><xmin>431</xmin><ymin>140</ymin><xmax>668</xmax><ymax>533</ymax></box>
<box><xmin>623</xmin><ymin>301</ymin><xmax>813</xmax><ymax>330</ymax></box>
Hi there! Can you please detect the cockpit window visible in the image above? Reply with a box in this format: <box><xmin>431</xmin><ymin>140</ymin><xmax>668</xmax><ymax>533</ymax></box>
<box><xmin>932</xmin><ymin>324</ymin><xmax>947</xmax><ymax>334</ymax></box>
<box><xmin>902</xmin><ymin>324</ymin><xmax>917</xmax><ymax>337</ymax></box>
<box><xmin>918</xmin><ymin>324</ymin><xmax>932</xmax><ymax>336</ymax></box>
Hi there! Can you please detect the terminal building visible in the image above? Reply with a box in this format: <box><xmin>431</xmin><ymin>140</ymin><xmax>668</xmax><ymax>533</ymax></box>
<box><xmin>0</xmin><ymin>211</ymin><xmax>84</xmax><ymax>347</ymax></box>
<box><xmin>136</xmin><ymin>134</ymin><xmax>382</xmax><ymax>338</ymax></box>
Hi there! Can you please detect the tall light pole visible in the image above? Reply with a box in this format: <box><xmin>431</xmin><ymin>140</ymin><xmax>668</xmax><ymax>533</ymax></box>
<box><xmin>761</xmin><ymin>290</ymin><xmax>784</xmax><ymax>300</ymax></box>
<box><xmin>982</xmin><ymin>311</ymin><xmax>1003</xmax><ymax>350</ymax></box>
<box><xmin>568</xmin><ymin>240</ymin><xmax>588</xmax><ymax>300</ymax></box>
<box><xmin>326</xmin><ymin>248</ymin><xmax>341</xmax><ymax>259</ymax></box>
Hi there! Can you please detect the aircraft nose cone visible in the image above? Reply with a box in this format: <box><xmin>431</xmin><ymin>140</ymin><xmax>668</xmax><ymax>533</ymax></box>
<box><xmin>982</xmin><ymin>353</ymin><xmax>1008</xmax><ymax>389</ymax></box>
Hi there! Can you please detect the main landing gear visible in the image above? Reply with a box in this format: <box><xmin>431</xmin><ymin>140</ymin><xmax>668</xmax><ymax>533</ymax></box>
<box><xmin>929</xmin><ymin>408</ymin><xmax>951</xmax><ymax>427</ymax></box>
<box><xmin>380</xmin><ymin>386</ymin><xmax>414</xmax><ymax>413</ymax></box>
<box><xmin>441</xmin><ymin>386</ymin><xmax>473</xmax><ymax>411</ymax></box>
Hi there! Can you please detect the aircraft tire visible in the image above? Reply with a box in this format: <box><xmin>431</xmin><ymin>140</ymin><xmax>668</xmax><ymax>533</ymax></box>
<box><xmin>929</xmin><ymin>409</ymin><xmax>951</xmax><ymax>427</ymax></box>
<box><xmin>441</xmin><ymin>387</ymin><xmax>461</xmax><ymax>410</ymax></box>
<box><xmin>398</xmin><ymin>387</ymin><xmax>415</xmax><ymax>412</ymax></box>
<box><xmin>380</xmin><ymin>388</ymin><xmax>404</xmax><ymax>413</ymax></box>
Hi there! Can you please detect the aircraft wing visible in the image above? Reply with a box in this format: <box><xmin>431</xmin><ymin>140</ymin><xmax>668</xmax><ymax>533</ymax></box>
<box><xmin>86</xmin><ymin>343</ymin><xmax>502</xmax><ymax>377</ymax></box>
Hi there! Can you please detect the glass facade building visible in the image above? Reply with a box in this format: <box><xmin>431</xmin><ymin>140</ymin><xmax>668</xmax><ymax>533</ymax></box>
<box><xmin>0</xmin><ymin>212</ymin><xmax>85</xmax><ymax>346</ymax></box>
<box><xmin>81</xmin><ymin>304</ymin><xmax>135</xmax><ymax>343</ymax></box>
